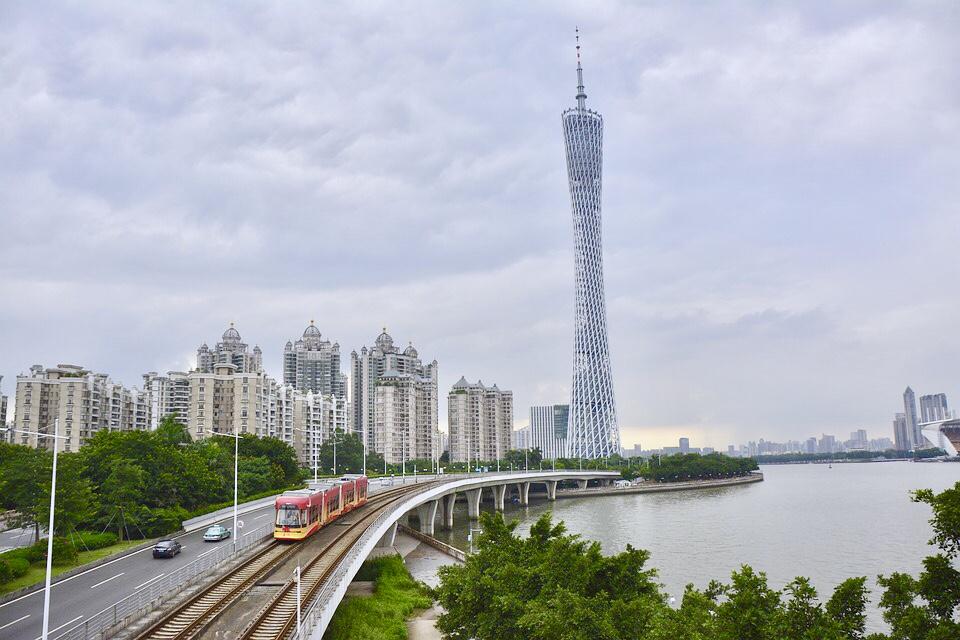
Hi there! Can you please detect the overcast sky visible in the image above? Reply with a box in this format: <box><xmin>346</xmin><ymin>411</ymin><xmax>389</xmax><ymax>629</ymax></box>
<box><xmin>1</xmin><ymin>1</ymin><xmax>958</xmax><ymax>449</ymax></box>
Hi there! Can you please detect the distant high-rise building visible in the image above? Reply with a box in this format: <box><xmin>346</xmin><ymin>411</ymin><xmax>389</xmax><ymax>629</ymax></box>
<box><xmin>351</xmin><ymin>329</ymin><xmax>438</xmax><ymax>461</ymax></box>
<box><xmin>512</xmin><ymin>426</ymin><xmax>531</xmax><ymax>451</ymax></box>
<box><xmin>805</xmin><ymin>437</ymin><xmax>817</xmax><ymax>454</ymax></box>
<box><xmin>142</xmin><ymin>371</ymin><xmax>191</xmax><ymax>429</ymax></box>
<box><xmin>848</xmin><ymin>429</ymin><xmax>868</xmax><ymax>450</ymax></box>
<box><xmin>197</xmin><ymin>323</ymin><xmax>262</xmax><ymax>374</ymax></box>
<box><xmin>904</xmin><ymin>387</ymin><xmax>925</xmax><ymax>448</ymax></box>
<box><xmin>282</xmin><ymin>321</ymin><xmax>345</xmax><ymax>397</ymax></box>
<box><xmin>448</xmin><ymin>378</ymin><xmax>513</xmax><ymax>463</ymax></box>
<box><xmin>818</xmin><ymin>434</ymin><xmax>837</xmax><ymax>454</ymax></box>
<box><xmin>679</xmin><ymin>437</ymin><xmax>690</xmax><ymax>453</ymax></box>
<box><xmin>893</xmin><ymin>413</ymin><xmax>910</xmax><ymax>451</ymax></box>
<box><xmin>562</xmin><ymin>33</ymin><xmax>620</xmax><ymax>459</ymax></box>
<box><xmin>529</xmin><ymin>404</ymin><xmax>570</xmax><ymax>460</ymax></box>
<box><xmin>919</xmin><ymin>393</ymin><xmax>949</xmax><ymax>423</ymax></box>
<box><xmin>14</xmin><ymin>364</ymin><xmax>149</xmax><ymax>453</ymax></box>
<box><xmin>374</xmin><ymin>370</ymin><xmax>438</xmax><ymax>464</ymax></box>
<box><xmin>0</xmin><ymin>375</ymin><xmax>8</xmax><ymax>428</ymax></box>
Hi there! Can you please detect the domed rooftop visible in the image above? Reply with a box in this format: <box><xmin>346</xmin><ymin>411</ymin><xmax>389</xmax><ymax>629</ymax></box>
<box><xmin>403</xmin><ymin>342</ymin><xmax>418</xmax><ymax>358</ymax></box>
<box><xmin>222</xmin><ymin>323</ymin><xmax>241</xmax><ymax>342</ymax></box>
<box><xmin>375</xmin><ymin>327</ymin><xmax>394</xmax><ymax>351</ymax></box>
<box><xmin>303</xmin><ymin>320</ymin><xmax>321</xmax><ymax>339</ymax></box>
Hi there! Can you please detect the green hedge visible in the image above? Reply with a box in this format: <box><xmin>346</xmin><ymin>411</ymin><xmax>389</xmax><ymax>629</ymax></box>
<box><xmin>187</xmin><ymin>484</ymin><xmax>304</xmax><ymax>520</ymax></box>
<box><xmin>70</xmin><ymin>531</ymin><xmax>118</xmax><ymax>551</ymax></box>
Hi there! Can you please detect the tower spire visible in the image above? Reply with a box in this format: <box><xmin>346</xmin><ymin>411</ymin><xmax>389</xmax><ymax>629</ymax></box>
<box><xmin>575</xmin><ymin>27</ymin><xmax>587</xmax><ymax>108</ymax></box>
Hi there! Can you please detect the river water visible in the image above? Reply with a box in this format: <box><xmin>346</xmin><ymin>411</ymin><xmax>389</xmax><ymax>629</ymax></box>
<box><xmin>430</xmin><ymin>461</ymin><xmax>959</xmax><ymax>632</ymax></box>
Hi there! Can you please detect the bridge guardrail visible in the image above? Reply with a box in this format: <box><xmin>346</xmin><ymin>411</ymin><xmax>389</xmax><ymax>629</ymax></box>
<box><xmin>57</xmin><ymin>521</ymin><xmax>274</xmax><ymax>640</ymax></box>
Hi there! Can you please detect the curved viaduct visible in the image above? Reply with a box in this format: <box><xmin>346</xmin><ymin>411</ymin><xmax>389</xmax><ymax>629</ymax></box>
<box><xmin>300</xmin><ymin>470</ymin><xmax>621</xmax><ymax>639</ymax></box>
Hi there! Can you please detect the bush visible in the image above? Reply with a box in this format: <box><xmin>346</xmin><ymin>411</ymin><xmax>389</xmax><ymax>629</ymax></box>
<box><xmin>3</xmin><ymin>557</ymin><xmax>30</xmax><ymax>579</ymax></box>
<box><xmin>0</xmin><ymin>560</ymin><xmax>9</xmax><ymax>584</ymax></box>
<box><xmin>71</xmin><ymin>531</ymin><xmax>118</xmax><ymax>551</ymax></box>
<box><xmin>51</xmin><ymin>537</ymin><xmax>78</xmax><ymax>566</ymax></box>
<box><xmin>137</xmin><ymin>506</ymin><xmax>190</xmax><ymax>537</ymax></box>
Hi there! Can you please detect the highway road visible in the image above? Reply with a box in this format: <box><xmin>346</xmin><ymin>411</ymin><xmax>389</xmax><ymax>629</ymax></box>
<box><xmin>0</xmin><ymin>477</ymin><xmax>418</xmax><ymax>640</ymax></box>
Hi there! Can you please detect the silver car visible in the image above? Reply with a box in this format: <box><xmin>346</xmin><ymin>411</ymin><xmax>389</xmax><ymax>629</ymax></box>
<box><xmin>203</xmin><ymin>525</ymin><xmax>231</xmax><ymax>542</ymax></box>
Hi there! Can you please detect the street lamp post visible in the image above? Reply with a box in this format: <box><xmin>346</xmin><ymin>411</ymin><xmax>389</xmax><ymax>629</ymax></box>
<box><xmin>2</xmin><ymin>421</ymin><xmax>67</xmax><ymax>640</ymax></box>
<box><xmin>216</xmin><ymin>431</ymin><xmax>243</xmax><ymax>554</ymax></box>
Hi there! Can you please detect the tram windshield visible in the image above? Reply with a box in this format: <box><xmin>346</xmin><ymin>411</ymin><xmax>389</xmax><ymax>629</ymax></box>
<box><xmin>276</xmin><ymin>505</ymin><xmax>302</xmax><ymax>527</ymax></box>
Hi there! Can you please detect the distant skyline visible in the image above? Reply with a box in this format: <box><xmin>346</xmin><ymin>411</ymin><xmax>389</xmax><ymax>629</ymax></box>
<box><xmin>1</xmin><ymin>2</ymin><xmax>958</xmax><ymax>449</ymax></box>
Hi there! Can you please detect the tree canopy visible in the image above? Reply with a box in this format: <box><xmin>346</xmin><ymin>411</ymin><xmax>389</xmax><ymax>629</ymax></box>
<box><xmin>436</xmin><ymin>480</ymin><xmax>960</xmax><ymax>640</ymax></box>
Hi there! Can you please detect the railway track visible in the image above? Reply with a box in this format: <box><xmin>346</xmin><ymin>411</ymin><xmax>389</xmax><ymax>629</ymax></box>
<box><xmin>136</xmin><ymin>482</ymin><xmax>432</xmax><ymax>640</ymax></box>
<box><xmin>238</xmin><ymin>482</ymin><xmax>438</xmax><ymax>640</ymax></box>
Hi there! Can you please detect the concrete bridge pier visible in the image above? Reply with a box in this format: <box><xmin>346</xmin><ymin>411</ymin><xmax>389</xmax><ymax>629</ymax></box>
<box><xmin>576</xmin><ymin>479</ymin><xmax>588</xmax><ymax>490</ymax></box>
<box><xmin>376</xmin><ymin>521</ymin><xmax>398</xmax><ymax>548</ymax></box>
<box><xmin>493</xmin><ymin>484</ymin><xmax>507</xmax><ymax>511</ymax></box>
<box><xmin>416</xmin><ymin>500</ymin><xmax>439</xmax><ymax>536</ymax></box>
<box><xmin>519</xmin><ymin>482</ymin><xmax>530</xmax><ymax>506</ymax></box>
<box><xmin>440</xmin><ymin>493</ymin><xmax>457</xmax><ymax>530</ymax></box>
<box><xmin>466</xmin><ymin>488</ymin><xmax>483</xmax><ymax>520</ymax></box>
<box><xmin>546</xmin><ymin>480</ymin><xmax>557</xmax><ymax>501</ymax></box>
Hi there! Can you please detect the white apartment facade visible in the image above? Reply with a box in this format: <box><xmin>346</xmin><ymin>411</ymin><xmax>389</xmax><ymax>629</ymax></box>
<box><xmin>529</xmin><ymin>404</ymin><xmax>569</xmax><ymax>460</ymax></box>
<box><xmin>448</xmin><ymin>378</ymin><xmax>513</xmax><ymax>463</ymax></box>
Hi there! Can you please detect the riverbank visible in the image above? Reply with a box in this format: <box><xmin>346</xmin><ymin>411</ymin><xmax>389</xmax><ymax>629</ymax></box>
<box><xmin>554</xmin><ymin>471</ymin><xmax>763</xmax><ymax>499</ymax></box>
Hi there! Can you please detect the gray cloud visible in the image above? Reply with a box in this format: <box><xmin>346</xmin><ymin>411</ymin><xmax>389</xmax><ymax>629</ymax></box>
<box><xmin>1</xmin><ymin>1</ymin><xmax>957</xmax><ymax>448</ymax></box>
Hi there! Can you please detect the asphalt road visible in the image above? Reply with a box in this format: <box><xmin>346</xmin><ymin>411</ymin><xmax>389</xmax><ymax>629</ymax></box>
<box><xmin>0</xmin><ymin>528</ymin><xmax>36</xmax><ymax>554</ymax></box>
<box><xmin>0</xmin><ymin>477</ymin><xmax>418</xmax><ymax>640</ymax></box>
<box><xmin>0</xmin><ymin>504</ymin><xmax>277</xmax><ymax>640</ymax></box>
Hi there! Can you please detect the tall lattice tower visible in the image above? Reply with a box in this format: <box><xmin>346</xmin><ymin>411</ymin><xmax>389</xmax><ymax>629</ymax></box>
<box><xmin>562</xmin><ymin>30</ymin><xmax>621</xmax><ymax>458</ymax></box>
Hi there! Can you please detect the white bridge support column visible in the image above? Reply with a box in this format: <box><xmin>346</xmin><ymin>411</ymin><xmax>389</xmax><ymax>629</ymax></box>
<box><xmin>546</xmin><ymin>480</ymin><xmax>558</xmax><ymax>501</ymax></box>
<box><xmin>376</xmin><ymin>522</ymin><xmax>398</xmax><ymax>548</ymax></box>
<box><xmin>466</xmin><ymin>488</ymin><xmax>483</xmax><ymax>520</ymax></box>
<box><xmin>576</xmin><ymin>479</ymin><xmax>588</xmax><ymax>490</ymax></box>
<box><xmin>416</xmin><ymin>500</ymin><xmax>439</xmax><ymax>536</ymax></box>
<box><xmin>440</xmin><ymin>493</ymin><xmax>457</xmax><ymax>530</ymax></box>
<box><xmin>493</xmin><ymin>484</ymin><xmax>507</xmax><ymax>511</ymax></box>
<box><xmin>519</xmin><ymin>482</ymin><xmax>530</xmax><ymax>506</ymax></box>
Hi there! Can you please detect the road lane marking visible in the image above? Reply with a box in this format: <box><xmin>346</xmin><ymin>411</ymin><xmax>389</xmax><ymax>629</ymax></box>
<box><xmin>134</xmin><ymin>573</ymin><xmax>165</xmax><ymax>590</ymax></box>
<box><xmin>0</xmin><ymin>508</ymin><xmax>276</xmax><ymax>609</ymax></box>
<box><xmin>34</xmin><ymin>615</ymin><xmax>82</xmax><ymax>639</ymax></box>
<box><xmin>254</xmin><ymin>514</ymin><xmax>272</xmax><ymax>519</ymax></box>
<box><xmin>197</xmin><ymin>548</ymin><xmax>218</xmax><ymax>558</ymax></box>
<box><xmin>0</xmin><ymin>614</ymin><xmax>30</xmax><ymax>630</ymax></box>
<box><xmin>89</xmin><ymin>572</ymin><xmax>124</xmax><ymax>589</ymax></box>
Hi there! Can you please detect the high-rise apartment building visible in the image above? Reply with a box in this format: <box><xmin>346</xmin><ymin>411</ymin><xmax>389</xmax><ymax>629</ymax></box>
<box><xmin>448</xmin><ymin>378</ymin><xmax>513</xmax><ymax>463</ymax></box>
<box><xmin>903</xmin><ymin>387</ymin><xmax>925</xmax><ymax>448</ymax></box>
<box><xmin>679</xmin><ymin>437</ymin><xmax>691</xmax><ymax>453</ymax></box>
<box><xmin>373</xmin><ymin>370</ymin><xmax>437</xmax><ymax>464</ymax></box>
<box><xmin>562</xmin><ymin>34</ymin><xmax>620</xmax><ymax>459</ymax></box>
<box><xmin>0</xmin><ymin>375</ymin><xmax>8</xmax><ymax>430</ymax></box>
<box><xmin>351</xmin><ymin>329</ymin><xmax>438</xmax><ymax>462</ymax></box>
<box><xmin>13</xmin><ymin>364</ymin><xmax>149</xmax><ymax>453</ymax></box>
<box><xmin>893</xmin><ymin>413</ymin><xmax>910</xmax><ymax>451</ymax></box>
<box><xmin>529</xmin><ymin>404</ymin><xmax>569</xmax><ymax>460</ymax></box>
<box><xmin>186</xmin><ymin>363</ymin><xmax>272</xmax><ymax>440</ymax></box>
<box><xmin>196</xmin><ymin>324</ymin><xmax>262</xmax><ymax>374</ymax></box>
<box><xmin>282</xmin><ymin>321</ymin><xmax>345</xmax><ymax>397</ymax></box>
<box><xmin>919</xmin><ymin>393</ymin><xmax>949</xmax><ymax>423</ymax></box>
<box><xmin>142</xmin><ymin>371</ymin><xmax>191</xmax><ymax>429</ymax></box>
<box><xmin>512</xmin><ymin>426</ymin><xmax>531</xmax><ymax>450</ymax></box>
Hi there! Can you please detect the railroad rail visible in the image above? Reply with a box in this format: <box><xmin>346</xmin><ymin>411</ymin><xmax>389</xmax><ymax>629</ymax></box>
<box><xmin>237</xmin><ymin>482</ymin><xmax>439</xmax><ymax>640</ymax></box>
<box><xmin>135</xmin><ymin>483</ymin><xmax>429</xmax><ymax>640</ymax></box>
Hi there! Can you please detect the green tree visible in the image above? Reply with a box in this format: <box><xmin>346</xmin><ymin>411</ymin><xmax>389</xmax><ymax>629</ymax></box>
<box><xmin>100</xmin><ymin>459</ymin><xmax>147</xmax><ymax>540</ymax></box>
<box><xmin>318</xmin><ymin>430</ymin><xmax>364</xmax><ymax>475</ymax></box>
<box><xmin>155</xmin><ymin>413</ymin><xmax>191</xmax><ymax>445</ymax></box>
<box><xmin>36</xmin><ymin>453</ymin><xmax>96</xmax><ymax>537</ymax></box>
<box><xmin>0</xmin><ymin>445</ymin><xmax>48</xmax><ymax>541</ymax></box>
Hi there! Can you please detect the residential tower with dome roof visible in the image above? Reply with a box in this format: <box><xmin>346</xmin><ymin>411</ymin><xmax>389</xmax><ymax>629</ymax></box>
<box><xmin>448</xmin><ymin>377</ymin><xmax>513</xmax><ymax>463</ymax></box>
<box><xmin>282</xmin><ymin>321</ymin><xmax>345</xmax><ymax>397</ymax></box>
<box><xmin>350</xmin><ymin>329</ymin><xmax>438</xmax><ymax>464</ymax></box>
<box><xmin>196</xmin><ymin>323</ymin><xmax>263</xmax><ymax>374</ymax></box>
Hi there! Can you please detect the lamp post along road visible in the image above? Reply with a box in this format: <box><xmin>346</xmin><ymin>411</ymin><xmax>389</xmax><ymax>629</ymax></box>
<box><xmin>2</xmin><ymin>420</ymin><xmax>67</xmax><ymax>640</ymax></box>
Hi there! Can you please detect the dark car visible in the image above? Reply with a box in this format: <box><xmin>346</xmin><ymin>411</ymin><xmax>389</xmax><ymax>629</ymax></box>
<box><xmin>153</xmin><ymin>539</ymin><xmax>181</xmax><ymax>558</ymax></box>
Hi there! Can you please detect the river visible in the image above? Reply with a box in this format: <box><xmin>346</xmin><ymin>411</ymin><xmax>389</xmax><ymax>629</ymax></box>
<box><xmin>429</xmin><ymin>461</ymin><xmax>959</xmax><ymax>632</ymax></box>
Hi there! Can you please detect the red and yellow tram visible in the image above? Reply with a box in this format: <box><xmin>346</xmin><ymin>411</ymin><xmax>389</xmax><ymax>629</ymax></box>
<box><xmin>274</xmin><ymin>474</ymin><xmax>368</xmax><ymax>541</ymax></box>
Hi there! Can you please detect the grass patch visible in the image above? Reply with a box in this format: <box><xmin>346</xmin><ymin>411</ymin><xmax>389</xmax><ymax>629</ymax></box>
<box><xmin>0</xmin><ymin>540</ymin><xmax>143</xmax><ymax>595</ymax></box>
<box><xmin>324</xmin><ymin>555</ymin><xmax>433</xmax><ymax>640</ymax></box>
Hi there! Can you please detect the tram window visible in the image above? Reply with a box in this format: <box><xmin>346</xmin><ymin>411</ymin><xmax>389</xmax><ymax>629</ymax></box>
<box><xmin>277</xmin><ymin>505</ymin><xmax>301</xmax><ymax>526</ymax></box>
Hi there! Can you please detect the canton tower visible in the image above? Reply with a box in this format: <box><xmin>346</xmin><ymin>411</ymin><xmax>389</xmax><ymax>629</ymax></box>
<box><xmin>563</xmin><ymin>30</ymin><xmax>621</xmax><ymax>459</ymax></box>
